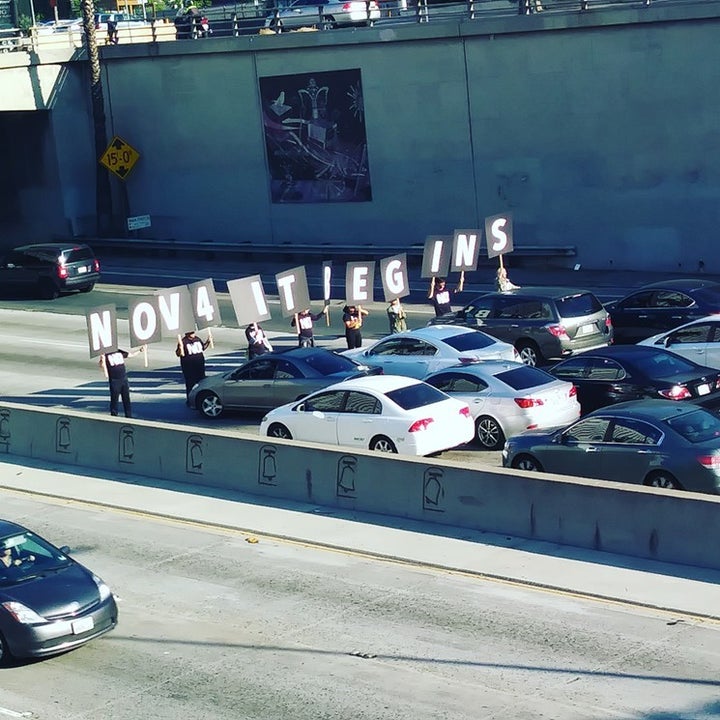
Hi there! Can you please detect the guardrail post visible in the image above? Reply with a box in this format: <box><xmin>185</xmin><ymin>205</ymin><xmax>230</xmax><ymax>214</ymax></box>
<box><xmin>365</xmin><ymin>0</ymin><xmax>374</xmax><ymax>26</ymax></box>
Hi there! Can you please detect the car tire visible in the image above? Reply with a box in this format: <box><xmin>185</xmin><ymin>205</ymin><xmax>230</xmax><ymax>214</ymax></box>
<box><xmin>474</xmin><ymin>415</ymin><xmax>505</xmax><ymax>450</ymax></box>
<box><xmin>516</xmin><ymin>341</ymin><xmax>541</xmax><ymax>367</ymax></box>
<box><xmin>511</xmin><ymin>454</ymin><xmax>543</xmax><ymax>472</ymax></box>
<box><xmin>79</xmin><ymin>283</ymin><xmax>95</xmax><ymax>293</ymax></box>
<box><xmin>645</xmin><ymin>471</ymin><xmax>683</xmax><ymax>491</ymax></box>
<box><xmin>369</xmin><ymin>435</ymin><xmax>397</xmax><ymax>453</ymax></box>
<box><xmin>38</xmin><ymin>278</ymin><xmax>60</xmax><ymax>300</ymax></box>
<box><xmin>321</xmin><ymin>15</ymin><xmax>336</xmax><ymax>29</ymax></box>
<box><xmin>197</xmin><ymin>391</ymin><xmax>224</xmax><ymax>418</ymax></box>
<box><xmin>267</xmin><ymin>423</ymin><xmax>292</xmax><ymax>440</ymax></box>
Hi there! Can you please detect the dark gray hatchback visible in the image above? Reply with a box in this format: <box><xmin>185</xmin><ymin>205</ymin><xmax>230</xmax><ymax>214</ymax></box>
<box><xmin>429</xmin><ymin>286</ymin><xmax>613</xmax><ymax>366</ymax></box>
<box><xmin>0</xmin><ymin>243</ymin><xmax>100</xmax><ymax>299</ymax></box>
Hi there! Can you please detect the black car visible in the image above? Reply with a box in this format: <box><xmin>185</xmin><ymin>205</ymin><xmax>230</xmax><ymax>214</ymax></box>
<box><xmin>0</xmin><ymin>520</ymin><xmax>118</xmax><ymax>664</ymax></box>
<box><xmin>189</xmin><ymin>346</ymin><xmax>383</xmax><ymax>417</ymax></box>
<box><xmin>0</xmin><ymin>243</ymin><xmax>100</xmax><ymax>299</ymax></box>
<box><xmin>549</xmin><ymin>345</ymin><xmax>720</xmax><ymax>415</ymax></box>
<box><xmin>428</xmin><ymin>287</ymin><xmax>612</xmax><ymax>366</ymax></box>
<box><xmin>502</xmin><ymin>400</ymin><xmax>720</xmax><ymax>494</ymax></box>
<box><xmin>605</xmin><ymin>279</ymin><xmax>720</xmax><ymax>344</ymax></box>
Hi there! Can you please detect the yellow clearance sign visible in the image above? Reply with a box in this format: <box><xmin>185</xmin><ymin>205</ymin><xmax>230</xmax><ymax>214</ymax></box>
<box><xmin>100</xmin><ymin>136</ymin><xmax>140</xmax><ymax>180</ymax></box>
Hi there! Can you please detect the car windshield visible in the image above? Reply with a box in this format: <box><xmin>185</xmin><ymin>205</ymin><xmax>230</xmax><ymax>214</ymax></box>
<box><xmin>304</xmin><ymin>352</ymin><xmax>359</xmax><ymax>375</ymax></box>
<box><xmin>386</xmin><ymin>382</ymin><xmax>448</xmax><ymax>410</ymax></box>
<box><xmin>632</xmin><ymin>350</ymin><xmax>701</xmax><ymax>377</ymax></box>
<box><xmin>0</xmin><ymin>531</ymin><xmax>71</xmax><ymax>586</ymax></box>
<box><xmin>555</xmin><ymin>293</ymin><xmax>603</xmax><ymax>318</ymax></box>
<box><xmin>441</xmin><ymin>332</ymin><xmax>495</xmax><ymax>351</ymax></box>
<box><xmin>664</xmin><ymin>409</ymin><xmax>720</xmax><ymax>443</ymax></box>
<box><xmin>496</xmin><ymin>365</ymin><xmax>555</xmax><ymax>390</ymax></box>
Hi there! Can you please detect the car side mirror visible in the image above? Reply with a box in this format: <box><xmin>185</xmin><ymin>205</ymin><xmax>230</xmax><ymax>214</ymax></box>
<box><xmin>663</xmin><ymin>336</ymin><xmax>673</xmax><ymax>347</ymax></box>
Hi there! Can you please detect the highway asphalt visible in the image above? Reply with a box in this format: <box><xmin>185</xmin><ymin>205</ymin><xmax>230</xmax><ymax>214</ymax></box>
<box><xmin>1</xmin><ymin>455</ymin><xmax>720</xmax><ymax>621</ymax></box>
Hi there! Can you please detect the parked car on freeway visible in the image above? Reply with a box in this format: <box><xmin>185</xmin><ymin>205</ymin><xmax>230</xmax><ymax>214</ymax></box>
<box><xmin>0</xmin><ymin>520</ymin><xmax>118</xmax><ymax>664</ymax></box>
<box><xmin>549</xmin><ymin>345</ymin><xmax>720</xmax><ymax>415</ymax></box>
<box><xmin>94</xmin><ymin>12</ymin><xmax>149</xmax><ymax>33</ymax></box>
<box><xmin>638</xmin><ymin>315</ymin><xmax>720</xmax><ymax>370</ymax></box>
<box><xmin>423</xmin><ymin>361</ymin><xmax>580</xmax><ymax>450</ymax></box>
<box><xmin>264</xmin><ymin>0</ymin><xmax>380</xmax><ymax>30</ymax></box>
<box><xmin>342</xmin><ymin>325</ymin><xmax>517</xmax><ymax>378</ymax></box>
<box><xmin>260</xmin><ymin>374</ymin><xmax>474</xmax><ymax>456</ymax></box>
<box><xmin>189</xmin><ymin>346</ymin><xmax>381</xmax><ymax>418</ymax></box>
<box><xmin>0</xmin><ymin>23</ymin><xmax>23</xmax><ymax>51</ymax></box>
<box><xmin>605</xmin><ymin>279</ymin><xmax>720</xmax><ymax>344</ymax></box>
<box><xmin>428</xmin><ymin>287</ymin><xmax>612</xmax><ymax>366</ymax></box>
<box><xmin>502</xmin><ymin>399</ymin><xmax>720</xmax><ymax>494</ymax></box>
<box><xmin>0</xmin><ymin>243</ymin><xmax>100</xmax><ymax>299</ymax></box>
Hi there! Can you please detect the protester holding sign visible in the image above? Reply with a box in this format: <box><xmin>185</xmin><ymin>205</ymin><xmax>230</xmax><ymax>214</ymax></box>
<box><xmin>343</xmin><ymin>305</ymin><xmax>368</xmax><ymax>349</ymax></box>
<box><xmin>176</xmin><ymin>329</ymin><xmax>211</xmax><ymax>405</ymax></box>
<box><xmin>245</xmin><ymin>322</ymin><xmax>273</xmax><ymax>359</ymax></box>
<box><xmin>291</xmin><ymin>307</ymin><xmax>328</xmax><ymax>348</ymax></box>
<box><xmin>495</xmin><ymin>266</ymin><xmax>520</xmax><ymax>293</ymax></box>
<box><xmin>428</xmin><ymin>278</ymin><xmax>455</xmax><ymax>317</ymax></box>
<box><xmin>99</xmin><ymin>347</ymin><xmax>145</xmax><ymax>418</ymax></box>
<box><xmin>387</xmin><ymin>297</ymin><xmax>408</xmax><ymax>334</ymax></box>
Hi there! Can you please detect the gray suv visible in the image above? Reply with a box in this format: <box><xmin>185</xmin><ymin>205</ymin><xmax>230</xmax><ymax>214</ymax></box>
<box><xmin>428</xmin><ymin>286</ymin><xmax>613</xmax><ymax>366</ymax></box>
<box><xmin>0</xmin><ymin>243</ymin><xmax>100</xmax><ymax>299</ymax></box>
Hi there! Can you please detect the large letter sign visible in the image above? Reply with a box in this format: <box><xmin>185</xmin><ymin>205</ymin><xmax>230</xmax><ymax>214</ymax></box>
<box><xmin>421</xmin><ymin>235</ymin><xmax>452</xmax><ymax>279</ymax></box>
<box><xmin>451</xmin><ymin>229</ymin><xmax>481</xmax><ymax>271</ymax></box>
<box><xmin>156</xmin><ymin>285</ymin><xmax>194</xmax><ymax>336</ymax></box>
<box><xmin>485</xmin><ymin>213</ymin><xmax>514</xmax><ymax>259</ymax></box>
<box><xmin>380</xmin><ymin>254</ymin><xmax>409</xmax><ymax>301</ymax></box>
<box><xmin>189</xmin><ymin>279</ymin><xmax>222</xmax><ymax>330</ymax></box>
<box><xmin>228</xmin><ymin>275</ymin><xmax>272</xmax><ymax>326</ymax></box>
<box><xmin>85</xmin><ymin>304</ymin><xmax>118</xmax><ymax>357</ymax></box>
<box><xmin>275</xmin><ymin>266</ymin><xmax>311</xmax><ymax>318</ymax></box>
<box><xmin>129</xmin><ymin>297</ymin><xmax>162</xmax><ymax>348</ymax></box>
<box><xmin>346</xmin><ymin>262</ymin><xmax>375</xmax><ymax>303</ymax></box>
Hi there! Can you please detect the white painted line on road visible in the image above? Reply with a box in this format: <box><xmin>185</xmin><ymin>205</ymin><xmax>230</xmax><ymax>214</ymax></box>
<box><xmin>0</xmin><ymin>706</ymin><xmax>33</xmax><ymax>718</ymax></box>
<box><xmin>13</xmin><ymin>336</ymin><xmax>87</xmax><ymax>349</ymax></box>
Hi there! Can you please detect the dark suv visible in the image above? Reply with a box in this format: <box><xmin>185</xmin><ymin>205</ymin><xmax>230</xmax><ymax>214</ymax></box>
<box><xmin>428</xmin><ymin>286</ymin><xmax>613</xmax><ymax>366</ymax></box>
<box><xmin>0</xmin><ymin>243</ymin><xmax>100</xmax><ymax>299</ymax></box>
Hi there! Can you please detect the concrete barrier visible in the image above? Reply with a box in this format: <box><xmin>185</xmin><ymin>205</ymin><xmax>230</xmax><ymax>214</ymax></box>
<box><xmin>1</xmin><ymin>401</ymin><xmax>719</xmax><ymax>570</ymax></box>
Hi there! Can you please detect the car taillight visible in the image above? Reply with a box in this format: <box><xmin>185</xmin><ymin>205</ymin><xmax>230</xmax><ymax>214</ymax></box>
<box><xmin>514</xmin><ymin>397</ymin><xmax>544</xmax><ymax>409</ymax></box>
<box><xmin>93</xmin><ymin>259</ymin><xmax>100</xmax><ymax>272</ymax></box>
<box><xmin>408</xmin><ymin>417</ymin><xmax>434</xmax><ymax>432</ymax></box>
<box><xmin>605</xmin><ymin>316</ymin><xmax>613</xmax><ymax>329</ymax></box>
<box><xmin>57</xmin><ymin>264</ymin><xmax>68</xmax><ymax>279</ymax></box>
<box><xmin>568</xmin><ymin>385</ymin><xmax>577</xmax><ymax>397</ymax></box>
<box><xmin>697</xmin><ymin>454</ymin><xmax>720</xmax><ymax>470</ymax></box>
<box><xmin>545</xmin><ymin>324</ymin><xmax>569</xmax><ymax>339</ymax></box>
<box><xmin>658</xmin><ymin>385</ymin><xmax>692</xmax><ymax>400</ymax></box>
<box><xmin>459</xmin><ymin>406</ymin><xmax>471</xmax><ymax>418</ymax></box>
<box><xmin>342</xmin><ymin>2</ymin><xmax>352</xmax><ymax>8</ymax></box>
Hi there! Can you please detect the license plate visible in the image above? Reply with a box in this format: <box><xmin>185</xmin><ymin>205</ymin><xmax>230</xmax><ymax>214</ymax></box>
<box><xmin>579</xmin><ymin>324</ymin><xmax>596</xmax><ymax>335</ymax></box>
<box><xmin>78</xmin><ymin>266</ymin><xmax>87</xmax><ymax>274</ymax></box>
<box><xmin>72</xmin><ymin>616</ymin><xmax>94</xmax><ymax>634</ymax></box>
<box><xmin>697</xmin><ymin>383</ymin><xmax>711</xmax><ymax>396</ymax></box>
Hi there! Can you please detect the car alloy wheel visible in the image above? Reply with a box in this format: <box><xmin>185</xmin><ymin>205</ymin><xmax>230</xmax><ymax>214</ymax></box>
<box><xmin>268</xmin><ymin>423</ymin><xmax>292</xmax><ymax>440</ymax></box>
<box><xmin>369</xmin><ymin>435</ymin><xmax>397</xmax><ymax>453</ymax></box>
<box><xmin>198</xmin><ymin>391</ymin><xmax>224</xmax><ymax>418</ymax></box>
<box><xmin>475</xmin><ymin>415</ymin><xmax>505</xmax><ymax>450</ymax></box>
<box><xmin>646</xmin><ymin>472</ymin><xmax>682</xmax><ymax>490</ymax></box>
<box><xmin>516</xmin><ymin>342</ymin><xmax>540</xmax><ymax>367</ymax></box>
<box><xmin>511</xmin><ymin>454</ymin><xmax>543</xmax><ymax>472</ymax></box>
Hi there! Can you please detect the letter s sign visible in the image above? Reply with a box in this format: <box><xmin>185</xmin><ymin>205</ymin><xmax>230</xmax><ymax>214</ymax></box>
<box><xmin>485</xmin><ymin>213</ymin><xmax>514</xmax><ymax>259</ymax></box>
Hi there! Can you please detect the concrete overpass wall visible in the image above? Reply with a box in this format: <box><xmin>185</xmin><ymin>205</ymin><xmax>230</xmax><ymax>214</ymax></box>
<box><xmin>2</xmin><ymin>3</ymin><xmax>719</xmax><ymax>270</ymax></box>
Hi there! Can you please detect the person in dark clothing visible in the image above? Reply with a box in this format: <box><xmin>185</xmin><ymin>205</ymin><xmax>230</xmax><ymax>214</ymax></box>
<box><xmin>428</xmin><ymin>278</ymin><xmax>455</xmax><ymax>317</ymax></box>
<box><xmin>100</xmin><ymin>347</ymin><xmax>144</xmax><ymax>418</ymax></box>
<box><xmin>176</xmin><ymin>330</ymin><xmax>211</xmax><ymax>405</ymax></box>
<box><xmin>106</xmin><ymin>18</ymin><xmax>119</xmax><ymax>44</ymax></box>
<box><xmin>291</xmin><ymin>307</ymin><xmax>327</xmax><ymax>348</ymax></box>
<box><xmin>245</xmin><ymin>322</ymin><xmax>273</xmax><ymax>359</ymax></box>
<box><xmin>342</xmin><ymin>304</ymin><xmax>368</xmax><ymax>350</ymax></box>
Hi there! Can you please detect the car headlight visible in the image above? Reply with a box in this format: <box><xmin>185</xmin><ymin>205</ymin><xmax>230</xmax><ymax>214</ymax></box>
<box><xmin>92</xmin><ymin>574</ymin><xmax>112</xmax><ymax>601</ymax></box>
<box><xmin>2</xmin><ymin>601</ymin><xmax>46</xmax><ymax>624</ymax></box>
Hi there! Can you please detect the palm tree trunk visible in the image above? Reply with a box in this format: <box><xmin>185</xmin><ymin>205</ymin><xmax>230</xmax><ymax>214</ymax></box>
<box><xmin>80</xmin><ymin>0</ymin><xmax>113</xmax><ymax>236</ymax></box>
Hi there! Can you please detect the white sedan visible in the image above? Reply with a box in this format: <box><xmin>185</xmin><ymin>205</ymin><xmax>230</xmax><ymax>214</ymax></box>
<box><xmin>638</xmin><ymin>314</ymin><xmax>720</xmax><ymax>369</ymax></box>
<box><xmin>260</xmin><ymin>375</ymin><xmax>474</xmax><ymax>456</ymax></box>
<box><xmin>342</xmin><ymin>325</ymin><xmax>518</xmax><ymax>379</ymax></box>
<box><xmin>423</xmin><ymin>361</ymin><xmax>580</xmax><ymax>450</ymax></box>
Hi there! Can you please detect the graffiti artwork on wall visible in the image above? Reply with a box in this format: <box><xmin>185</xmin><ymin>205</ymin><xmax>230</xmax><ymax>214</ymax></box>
<box><xmin>259</xmin><ymin>69</ymin><xmax>372</xmax><ymax>204</ymax></box>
